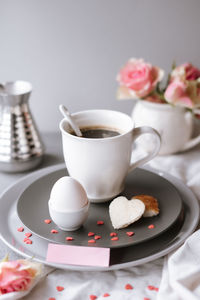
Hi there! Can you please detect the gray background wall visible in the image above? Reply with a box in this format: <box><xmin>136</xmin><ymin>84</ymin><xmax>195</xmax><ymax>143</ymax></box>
<box><xmin>0</xmin><ymin>0</ymin><xmax>200</xmax><ymax>132</ymax></box>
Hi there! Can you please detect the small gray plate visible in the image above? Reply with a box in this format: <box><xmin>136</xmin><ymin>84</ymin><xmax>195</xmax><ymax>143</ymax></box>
<box><xmin>16</xmin><ymin>166</ymin><xmax>182</xmax><ymax>248</ymax></box>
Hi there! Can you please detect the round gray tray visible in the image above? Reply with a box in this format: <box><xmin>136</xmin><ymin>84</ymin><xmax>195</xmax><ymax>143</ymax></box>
<box><xmin>0</xmin><ymin>164</ymin><xmax>199</xmax><ymax>271</ymax></box>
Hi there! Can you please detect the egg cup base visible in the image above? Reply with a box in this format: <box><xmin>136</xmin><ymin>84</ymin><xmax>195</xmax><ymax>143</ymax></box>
<box><xmin>58</xmin><ymin>225</ymin><xmax>82</xmax><ymax>231</ymax></box>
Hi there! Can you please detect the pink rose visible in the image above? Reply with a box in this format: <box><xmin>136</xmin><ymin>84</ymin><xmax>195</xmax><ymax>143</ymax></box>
<box><xmin>117</xmin><ymin>58</ymin><xmax>164</xmax><ymax>99</ymax></box>
<box><xmin>185</xmin><ymin>63</ymin><xmax>200</xmax><ymax>80</ymax></box>
<box><xmin>170</xmin><ymin>63</ymin><xmax>200</xmax><ymax>82</ymax></box>
<box><xmin>164</xmin><ymin>80</ymin><xmax>194</xmax><ymax>108</ymax></box>
<box><xmin>0</xmin><ymin>259</ymin><xmax>41</xmax><ymax>295</ymax></box>
<box><xmin>165</xmin><ymin>63</ymin><xmax>200</xmax><ymax>109</ymax></box>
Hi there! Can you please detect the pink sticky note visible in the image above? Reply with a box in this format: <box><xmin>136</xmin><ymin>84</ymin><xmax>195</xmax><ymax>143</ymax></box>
<box><xmin>46</xmin><ymin>243</ymin><xmax>110</xmax><ymax>267</ymax></box>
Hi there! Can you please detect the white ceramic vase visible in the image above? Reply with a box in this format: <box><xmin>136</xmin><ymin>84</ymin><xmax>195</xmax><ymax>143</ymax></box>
<box><xmin>131</xmin><ymin>100</ymin><xmax>200</xmax><ymax>155</ymax></box>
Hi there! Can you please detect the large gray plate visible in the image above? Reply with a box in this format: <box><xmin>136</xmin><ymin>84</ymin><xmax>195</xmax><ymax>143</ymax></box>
<box><xmin>16</xmin><ymin>166</ymin><xmax>182</xmax><ymax>248</ymax></box>
<box><xmin>0</xmin><ymin>164</ymin><xmax>199</xmax><ymax>271</ymax></box>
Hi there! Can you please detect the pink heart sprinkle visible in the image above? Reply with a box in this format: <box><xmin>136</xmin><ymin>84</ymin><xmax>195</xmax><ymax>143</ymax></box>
<box><xmin>17</xmin><ymin>227</ymin><xmax>24</xmax><ymax>232</ymax></box>
<box><xmin>97</xmin><ymin>220</ymin><xmax>104</xmax><ymax>225</ymax></box>
<box><xmin>148</xmin><ymin>224</ymin><xmax>155</xmax><ymax>229</ymax></box>
<box><xmin>147</xmin><ymin>285</ymin><xmax>154</xmax><ymax>290</ymax></box>
<box><xmin>24</xmin><ymin>238</ymin><xmax>32</xmax><ymax>244</ymax></box>
<box><xmin>56</xmin><ymin>286</ymin><xmax>64</xmax><ymax>292</ymax></box>
<box><xmin>103</xmin><ymin>293</ymin><xmax>110</xmax><ymax>297</ymax></box>
<box><xmin>89</xmin><ymin>295</ymin><xmax>97</xmax><ymax>300</ymax></box>
<box><xmin>66</xmin><ymin>237</ymin><xmax>74</xmax><ymax>241</ymax></box>
<box><xmin>25</xmin><ymin>232</ymin><xmax>32</xmax><ymax>238</ymax></box>
<box><xmin>111</xmin><ymin>237</ymin><xmax>119</xmax><ymax>241</ymax></box>
<box><xmin>51</xmin><ymin>229</ymin><xmax>58</xmax><ymax>234</ymax></box>
<box><xmin>88</xmin><ymin>232</ymin><xmax>95</xmax><ymax>237</ymax></box>
<box><xmin>110</xmin><ymin>232</ymin><xmax>117</xmax><ymax>237</ymax></box>
<box><xmin>126</xmin><ymin>231</ymin><xmax>134</xmax><ymax>237</ymax></box>
<box><xmin>88</xmin><ymin>239</ymin><xmax>96</xmax><ymax>243</ymax></box>
<box><xmin>44</xmin><ymin>219</ymin><xmax>51</xmax><ymax>224</ymax></box>
<box><xmin>125</xmin><ymin>283</ymin><xmax>133</xmax><ymax>290</ymax></box>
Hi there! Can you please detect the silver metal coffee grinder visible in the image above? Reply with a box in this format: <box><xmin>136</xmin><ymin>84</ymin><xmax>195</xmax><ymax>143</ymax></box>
<box><xmin>0</xmin><ymin>81</ymin><xmax>44</xmax><ymax>172</ymax></box>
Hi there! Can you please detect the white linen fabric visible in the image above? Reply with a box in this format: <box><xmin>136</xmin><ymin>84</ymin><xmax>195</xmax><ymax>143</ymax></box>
<box><xmin>158</xmin><ymin>230</ymin><xmax>200</xmax><ymax>300</ymax></box>
<box><xmin>23</xmin><ymin>259</ymin><xmax>163</xmax><ymax>300</ymax></box>
<box><xmin>22</xmin><ymin>143</ymin><xmax>200</xmax><ymax>300</ymax></box>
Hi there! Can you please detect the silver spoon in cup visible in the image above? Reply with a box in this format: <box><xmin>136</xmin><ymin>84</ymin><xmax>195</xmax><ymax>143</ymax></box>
<box><xmin>59</xmin><ymin>104</ymin><xmax>82</xmax><ymax>137</ymax></box>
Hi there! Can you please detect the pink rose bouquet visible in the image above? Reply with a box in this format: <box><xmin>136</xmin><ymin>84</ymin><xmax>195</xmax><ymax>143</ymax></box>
<box><xmin>0</xmin><ymin>256</ymin><xmax>42</xmax><ymax>299</ymax></box>
<box><xmin>116</xmin><ymin>59</ymin><xmax>200</xmax><ymax>112</ymax></box>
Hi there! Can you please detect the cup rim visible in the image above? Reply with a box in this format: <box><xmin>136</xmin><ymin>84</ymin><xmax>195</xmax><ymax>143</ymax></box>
<box><xmin>59</xmin><ymin>109</ymin><xmax>134</xmax><ymax>141</ymax></box>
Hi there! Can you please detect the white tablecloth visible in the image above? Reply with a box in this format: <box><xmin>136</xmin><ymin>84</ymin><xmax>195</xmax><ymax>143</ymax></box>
<box><xmin>1</xmin><ymin>133</ymin><xmax>200</xmax><ymax>300</ymax></box>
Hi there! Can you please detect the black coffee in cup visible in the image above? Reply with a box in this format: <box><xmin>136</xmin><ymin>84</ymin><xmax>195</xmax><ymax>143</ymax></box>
<box><xmin>71</xmin><ymin>126</ymin><xmax>120</xmax><ymax>138</ymax></box>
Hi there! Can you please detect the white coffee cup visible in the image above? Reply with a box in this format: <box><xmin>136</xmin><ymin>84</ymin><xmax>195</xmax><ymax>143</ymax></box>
<box><xmin>60</xmin><ymin>109</ymin><xmax>161</xmax><ymax>203</ymax></box>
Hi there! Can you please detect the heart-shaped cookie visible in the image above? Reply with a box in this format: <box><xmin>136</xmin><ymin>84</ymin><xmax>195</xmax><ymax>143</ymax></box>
<box><xmin>132</xmin><ymin>195</ymin><xmax>159</xmax><ymax>217</ymax></box>
<box><xmin>109</xmin><ymin>196</ymin><xmax>145</xmax><ymax>229</ymax></box>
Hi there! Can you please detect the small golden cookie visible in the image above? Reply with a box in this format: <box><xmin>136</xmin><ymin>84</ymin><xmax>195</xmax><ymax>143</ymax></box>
<box><xmin>132</xmin><ymin>195</ymin><xmax>159</xmax><ymax>217</ymax></box>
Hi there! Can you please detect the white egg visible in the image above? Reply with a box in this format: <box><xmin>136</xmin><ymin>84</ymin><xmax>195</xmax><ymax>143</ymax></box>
<box><xmin>49</xmin><ymin>176</ymin><xmax>88</xmax><ymax>212</ymax></box>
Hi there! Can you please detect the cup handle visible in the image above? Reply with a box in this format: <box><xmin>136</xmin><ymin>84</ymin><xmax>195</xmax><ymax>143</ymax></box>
<box><xmin>180</xmin><ymin>134</ymin><xmax>200</xmax><ymax>152</ymax></box>
<box><xmin>129</xmin><ymin>126</ymin><xmax>161</xmax><ymax>173</ymax></box>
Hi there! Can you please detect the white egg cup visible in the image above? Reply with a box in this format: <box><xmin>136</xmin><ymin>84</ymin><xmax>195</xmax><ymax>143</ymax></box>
<box><xmin>48</xmin><ymin>201</ymin><xmax>90</xmax><ymax>231</ymax></box>
<box><xmin>48</xmin><ymin>176</ymin><xmax>89</xmax><ymax>231</ymax></box>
